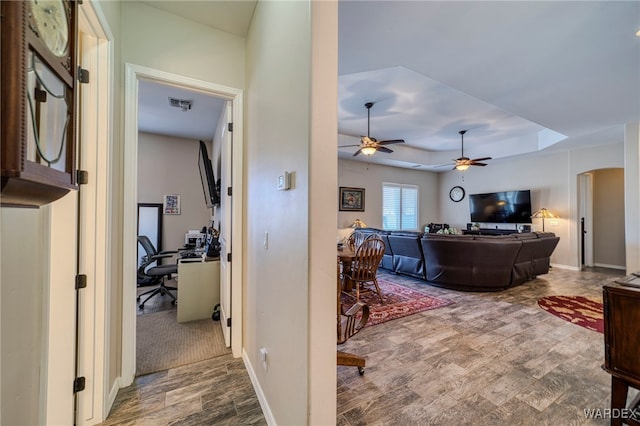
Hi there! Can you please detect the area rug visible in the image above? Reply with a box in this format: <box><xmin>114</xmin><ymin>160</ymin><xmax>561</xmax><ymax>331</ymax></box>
<box><xmin>537</xmin><ymin>295</ymin><xmax>604</xmax><ymax>333</ymax></box>
<box><xmin>136</xmin><ymin>309</ymin><xmax>230</xmax><ymax>376</ymax></box>
<box><xmin>341</xmin><ymin>279</ymin><xmax>453</xmax><ymax>326</ymax></box>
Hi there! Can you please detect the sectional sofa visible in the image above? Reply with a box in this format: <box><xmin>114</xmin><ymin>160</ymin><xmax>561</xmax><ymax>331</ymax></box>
<box><xmin>357</xmin><ymin>228</ymin><xmax>559</xmax><ymax>291</ymax></box>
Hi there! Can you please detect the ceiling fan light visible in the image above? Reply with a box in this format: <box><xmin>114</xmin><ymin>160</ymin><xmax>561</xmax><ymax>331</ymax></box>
<box><xmin>455</xmin><ymin>164</ymin><xmax>469</xmax><ymax>171</ymax></box>
<box><xmin>361</xmin><ymin>146</ymin><xmax>377</xmax><ymax>156</ymax></box>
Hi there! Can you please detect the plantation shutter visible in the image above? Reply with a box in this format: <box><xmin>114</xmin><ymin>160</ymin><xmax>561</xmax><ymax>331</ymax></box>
<box><xmin>382</xmin><ymin>183</ymin><xmax>419</xmax><ymax>231</ymax></box>
<box><xmin>383</xmin><ymin>184</ymin><xmax>401</xmax><ymax>230</ymax></box>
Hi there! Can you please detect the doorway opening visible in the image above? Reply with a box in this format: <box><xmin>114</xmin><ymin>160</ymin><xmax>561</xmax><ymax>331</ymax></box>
<box><xmin>122</xmin><ymin>64</ymin><xmax>244</xmax><ymax>385</ymax></box>
<box><xmin>577</xmin><ymin>168</ymin><xmax>625</xmax><ymax>271</ymax></box>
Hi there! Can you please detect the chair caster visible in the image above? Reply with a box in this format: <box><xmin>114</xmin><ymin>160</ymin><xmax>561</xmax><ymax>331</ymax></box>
<box><xmin>171</xmin><ymin>300</ymin><xmax>176</xmax><ymax>305</ymax></box>
<box><xmin>358</xmin><ymin>367</ymin><xmax>365</xmax><ymax>375</ymax></box>
<box><xmin>136</xmin><ymin>296</ymin><xmax>140</xmax><ymax>302</ymax></box>
<box><xmin>138</xmin><ymin>304</ymin><xmax>144</xmax><ymax>309</ymax></box>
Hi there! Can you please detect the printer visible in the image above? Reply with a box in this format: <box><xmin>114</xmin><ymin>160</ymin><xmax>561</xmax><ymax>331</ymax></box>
<box><xmin>184</xmin><ymin>230</ymin><xmax>206</xmax><ymax>248</ymax></box>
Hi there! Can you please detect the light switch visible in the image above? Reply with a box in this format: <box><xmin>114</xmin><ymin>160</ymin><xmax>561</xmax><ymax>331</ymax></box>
<box><xmin>277</xmin><ymin>171</ymin><xmax>291</xmax><ymax>191</ymax></box>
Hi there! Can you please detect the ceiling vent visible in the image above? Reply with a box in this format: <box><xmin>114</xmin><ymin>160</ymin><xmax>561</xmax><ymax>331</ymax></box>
<box><xmin>168</xmin><ymin>97</ymin><xmax>192</xmax><ymax>112</ymax></box>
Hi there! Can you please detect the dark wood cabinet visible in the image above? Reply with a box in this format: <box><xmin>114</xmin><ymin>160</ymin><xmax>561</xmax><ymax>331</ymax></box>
<box><xmin>603</xmin><ymin>280</ymin><xmax>640</xmax><ymax>425</ymax></box>
<box><xmin>1</xmin><ymin>0</ymin><xmax>79</xmax><ymax>207</ymax></box>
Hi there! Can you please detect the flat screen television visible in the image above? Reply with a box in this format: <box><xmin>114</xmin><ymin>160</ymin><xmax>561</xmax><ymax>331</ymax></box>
<box><xmin>198</xmin><ymin>141</ymin><xmax>220</xmax><ymax>207</ymax></box>
<box><xmin>469</xmin><ymin>190</ymin><xmax>532</xmax><ymax>224</ymax></box>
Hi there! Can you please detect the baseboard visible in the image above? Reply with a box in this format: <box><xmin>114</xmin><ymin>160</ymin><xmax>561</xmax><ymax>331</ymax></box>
<box><xmin>242</xmin><ymin>349</ymin><xmax>276</xmax><ymax>425</ymax></box>
<box><xmin>550</xmin><ymin>263</ymin><xmax>579</xmax><ymax>271</ymax></box>
<box><xmin>593</xmin><ymin>263</ymin><xmax>626</xmax><ymax>271</ymax></box>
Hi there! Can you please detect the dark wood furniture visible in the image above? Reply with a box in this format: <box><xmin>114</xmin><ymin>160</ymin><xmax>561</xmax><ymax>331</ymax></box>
<box><xmin>603</xmin><ymin>279</ymin><xmax>640</xmax><ymax>426</ymax></box>
<box><xmin>338</xmin><ymin>246</ymin><xmax>356</xmax><ymax>292</ymax></box>
<box><xmin>336</xmin><ymin>259</ymin><xmax>369</xmax><ymax>375</ymax></box>
<box><xmin>1</xmin><ymin>0</ymin><xmax>80</xmax><ymax>207</ymax></box>
<box><xmin>342</xmin><ymin>237</ymin><xmax>386</xmax><ymax>304</ymax></box>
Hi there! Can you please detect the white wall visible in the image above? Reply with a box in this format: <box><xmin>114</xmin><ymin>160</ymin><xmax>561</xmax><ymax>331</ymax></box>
<box><xmin>245</xmin><ymin>1</ymin><xmax>336</xmax><ymax>424</ymax></box>
<box><xmin>439</xmin><ymin>142</ymin><xmax>624</xmax><ymax>268</ymax></box>
<box><xmin>625</xmin><ymin>122</ymin><xmax>640</xmax><ymax>272</ymax></box>
<box><xmin>115</xmin><ymin>0</ymin><xmax>245</xmax><ymax>403</ymax></box>
<box><xmin>0</xmin><ymin>209</ymin><xmax>44</xmax><ymax>426</ymax></box>
<box><xmin>120</xmin><ymin>2</ymin><xmax>245</xmax><ymax>90</ymax></box>
<box><xmin>593</xmin><ymin>168</ymin><xmax>625</xmax><ymax>269</ymax></box>
<box><xmin>138</xmin><ymin>132</ymin><xmax>212</xmax><ymax>251</ymax></box>
<box><xmin>338</xmin><ymin>159</ymin><xmax>439</xmax><ymax>239</ymax></box>
<box><xmin>338</xmin><ymin>144</ymin><xmax>626</xmax><ymax>269</ymax></box>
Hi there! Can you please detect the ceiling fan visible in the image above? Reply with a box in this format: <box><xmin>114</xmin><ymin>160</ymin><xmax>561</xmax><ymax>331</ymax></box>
<box><xmin>340</xmin><ymin>102</ymin><xmax>405</xmax><ymax>156</ymax></box>
<box><xmin>445</xmin><ymin>130</ymin><xmax>492</xmax><ymax>171</ymax></box>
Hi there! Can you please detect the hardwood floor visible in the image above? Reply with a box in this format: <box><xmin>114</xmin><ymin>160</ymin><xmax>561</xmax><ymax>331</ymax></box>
<box><xmin>101</xmin><ymin>354</ymin><xmax>267</xmax><ymax>425</ymax></box>
<box><xmin>338</xmin><ymin>267</ymin><xmax>626</xmax><ymax>425</ymax></box>
<box><xmin>104</xmin><ymin>267</ymin><xmax>626</xmax><ymax>425</ymax></box>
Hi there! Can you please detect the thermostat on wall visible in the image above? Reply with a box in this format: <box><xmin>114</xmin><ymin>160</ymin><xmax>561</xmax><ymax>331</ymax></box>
<box><xmin>277</xmin><ymin>171</ymin><xmax>291</xmax><ymax>191</ymax></box>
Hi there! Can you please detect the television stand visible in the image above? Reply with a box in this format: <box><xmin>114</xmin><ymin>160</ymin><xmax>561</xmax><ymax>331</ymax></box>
<box><xmin>462</xmin><ymin>229</ymin><xmax>518</xmax><ymax>236</ymax></box>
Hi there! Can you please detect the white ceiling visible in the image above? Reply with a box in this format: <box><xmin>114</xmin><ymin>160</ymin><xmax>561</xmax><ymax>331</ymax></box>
<box><xmin>138</xmin><ymin>0</ymin><xmax>640</xmax><ymax>171</ymax></box>
<box><xmin>138</xmin><ymin>79</ymin><xmax>226</xmax><ymax>142</ymax></box>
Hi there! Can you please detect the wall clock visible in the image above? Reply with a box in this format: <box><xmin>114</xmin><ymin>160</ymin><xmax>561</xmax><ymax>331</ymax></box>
<box><xmin>449</xmin><ymin>186</ymin><xmax>465</xmax><ymax>202</ymax></box>
<box><xmin>1</xmin><ymin>0</ymin><xmax>79</xmax><ymax>207</ymax></box>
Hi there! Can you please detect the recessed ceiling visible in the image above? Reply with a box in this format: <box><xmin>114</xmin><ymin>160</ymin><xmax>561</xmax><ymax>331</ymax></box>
<box><xmin>338</xmin><ymin>66</ymin><xmax>567</xmax><ymax>167</ymax></box>
<box><xmin>338</xmin><ymin>0</ymin><xmax>640</xmax><ymax>170</ymax></box>
<box><xmin>136</xmin><ymin>1</ymin><xmax>640</xmax><ymax>171</ymax></box>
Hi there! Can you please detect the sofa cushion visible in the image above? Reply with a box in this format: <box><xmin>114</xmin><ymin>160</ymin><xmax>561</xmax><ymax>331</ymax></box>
<box><xmin>387</xmin><ymin>233</ymin><xmax>425</xmax><ymax>279</ymax></box>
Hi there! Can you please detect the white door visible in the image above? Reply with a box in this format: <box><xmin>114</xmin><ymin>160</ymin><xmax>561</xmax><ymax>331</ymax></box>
<box><xmin>219</xmin><ymin>101</ymin><xmax>233</xmax><ymax>346</ymax></box>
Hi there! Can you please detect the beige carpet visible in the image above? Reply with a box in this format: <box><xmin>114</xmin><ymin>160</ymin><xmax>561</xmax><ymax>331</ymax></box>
<box><xmin>136</xmin><ymin>309</ymin><xmax>230</xmax><ymax>376</ymax></box>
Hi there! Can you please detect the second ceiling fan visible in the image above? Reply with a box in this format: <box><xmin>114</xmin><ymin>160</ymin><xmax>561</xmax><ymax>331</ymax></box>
<box><xmin>340</xmin><ymin>102</ymin><xmax>405</xmax><ymax>156</ymax></box>
<box><xmin>448</xmin><ymin>130</ymin><xmax>492</xmax><ymax>171</ymax></box>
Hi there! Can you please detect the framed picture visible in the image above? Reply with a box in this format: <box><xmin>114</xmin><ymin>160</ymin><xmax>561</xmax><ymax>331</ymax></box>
<box><xmin>339</xmin><ymin>187</ymin><xmax>365</xmax><ymax>212</ymax></box>
<box><xmin>163</xmin><ymin>194</ymin><xmax>181</xmax><ymax>215</ymax></box>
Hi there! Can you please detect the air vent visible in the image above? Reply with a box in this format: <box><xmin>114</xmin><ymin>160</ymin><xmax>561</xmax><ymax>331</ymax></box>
<box><xmin>168</xmin><ymin>97</ymin><xmax>192</xmax><ymax>112</ymax></box>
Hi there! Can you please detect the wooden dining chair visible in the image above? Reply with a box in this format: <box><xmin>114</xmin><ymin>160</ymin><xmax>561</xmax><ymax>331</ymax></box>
<box><xmin>342</xmin><ymin>236</ymin><xmax>386</xmax><ymax>304</ymax></box>
<box><xmin>337</xmin><ymin>258</ymin><xmax>369</xmax><ymax>375</ymax></box>
<box><xmin>346</xmin><ymin>230</ymin><xmax>373</xmax><ymax>250</ymax></box>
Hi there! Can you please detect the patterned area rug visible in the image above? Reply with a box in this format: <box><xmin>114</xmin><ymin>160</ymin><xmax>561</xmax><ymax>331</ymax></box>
<box><xmin>537</xmin><ymin>295</ymin><xmax>604</xmax><ymax>333</ymax></box>
<box><xmin>341</xmin><ymin>278</ymin><xmax>453</xmax><ymax>326</ymax></box>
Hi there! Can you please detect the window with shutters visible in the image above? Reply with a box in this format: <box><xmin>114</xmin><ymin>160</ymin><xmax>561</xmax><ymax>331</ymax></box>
<box><xmin>382</xmin><ymin>183</ymin><xmax>419</xmax><ymax>231</ymax></box>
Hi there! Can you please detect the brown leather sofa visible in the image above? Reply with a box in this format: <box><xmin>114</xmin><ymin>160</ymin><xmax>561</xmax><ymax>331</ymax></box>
<box><xmin>420</xmin><ymin>232</ymin><xmax>559</xmax><ymax>291</ymax></box>
<box><xmin>356</xmin><ymin>228</ymin><xmax>426</xmax><ymax>277</ymax></box>
<box><xmin>357</xmin><ymin>228</ymin><xmax>394</xmax><ymax>271</ymax></box>
<box><xmin>350</xmin><ymin>228</ymin><xmax>559</xmax><ymax>291</ymax></box>
<box><xmin>386</xmin><ymin>231</ymin><xmax>425</xmax><ymax>279</ymax></box>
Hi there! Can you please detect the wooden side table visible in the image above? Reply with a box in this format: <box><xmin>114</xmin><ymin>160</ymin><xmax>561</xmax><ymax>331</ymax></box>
<box><xmin>603</xmin><ymin>278</ymin><xmax>640</xmax><ymax>425</ymax></box>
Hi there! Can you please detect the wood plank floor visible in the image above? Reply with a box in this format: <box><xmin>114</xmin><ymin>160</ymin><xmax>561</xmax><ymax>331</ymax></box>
<box><xmin>338</xmin><ymin>267</ymin><xmax>627</xmax><ymax>425</ymax></box>
<box><xmin>103</xmin><ymin>267</ymin><xmax>627</xmax><ymax>425</ymax></box>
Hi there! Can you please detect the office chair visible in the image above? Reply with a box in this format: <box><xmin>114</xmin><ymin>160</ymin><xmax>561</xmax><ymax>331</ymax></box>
<box><xmin>137</xmin><ymin>236</ymin><xmax>178</xmax><ymax>309</ymax></box>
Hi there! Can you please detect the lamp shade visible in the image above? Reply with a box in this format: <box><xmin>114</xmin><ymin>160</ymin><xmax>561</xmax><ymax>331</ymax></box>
<box><xmin>531</xmin><ymin>208</ymin><xmax>557</xmax><ymax>232</ymax></box>
<box><xmin>531</xmin><ymin>208</ymin><xmax>557</xmax><ymax>219</ymax></box>
<box><xmin>350</xmin><ymin>219</ymin><xmax>367</xmax><ymax>228</ymax></box>
<box><xmin>361</xmin><ymin>146</ymin><xmax>377</xmax><ymax>156</ymax></box>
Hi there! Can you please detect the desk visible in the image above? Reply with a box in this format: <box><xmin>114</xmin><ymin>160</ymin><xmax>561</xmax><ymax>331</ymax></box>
<box><xmin>177</xmin><ymin>259</ymin><xmax>220</xmax><ymax>323</ymax></box>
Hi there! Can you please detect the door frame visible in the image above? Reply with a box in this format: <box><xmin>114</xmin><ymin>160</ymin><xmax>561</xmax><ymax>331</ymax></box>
<box><xmin>122</xmin><ymin>63</ymin><xmax>244</xmax><ymax>385</ymax></box>
<box><xmin>39</xmin><ymin>1</ymin><xmax>113</xmax><ymax>424</ymax></box>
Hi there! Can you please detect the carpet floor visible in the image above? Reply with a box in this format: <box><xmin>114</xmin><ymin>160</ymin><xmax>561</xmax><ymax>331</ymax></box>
<box><xmin>136</xmin><ymin>308</ymin><xmax>230</xmax><ymax>376</ymax></box>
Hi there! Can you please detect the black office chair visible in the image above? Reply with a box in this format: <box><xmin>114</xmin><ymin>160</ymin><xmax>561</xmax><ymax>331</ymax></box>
<box><xmin>137</xmin><ymin>235</ymin><xmax>178</xmax><ymax>309</ymax></box>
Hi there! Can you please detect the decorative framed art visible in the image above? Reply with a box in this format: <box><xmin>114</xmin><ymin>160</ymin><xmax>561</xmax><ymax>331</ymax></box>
<box><xmin>339</xmin><ymin>187</ymin><xmax>365</xmax><ymax>212</ymax></box>
<box><xmin>163</xmin><ymin>194</ymin><xmax>181</xmax><ymax>215</ymax></box>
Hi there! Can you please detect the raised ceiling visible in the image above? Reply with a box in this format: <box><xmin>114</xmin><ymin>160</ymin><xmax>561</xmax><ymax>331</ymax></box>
<box><xmin>137</xmin><ymin>1</ymin><xmax>640</xmax><ymax>171</ymax></box>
